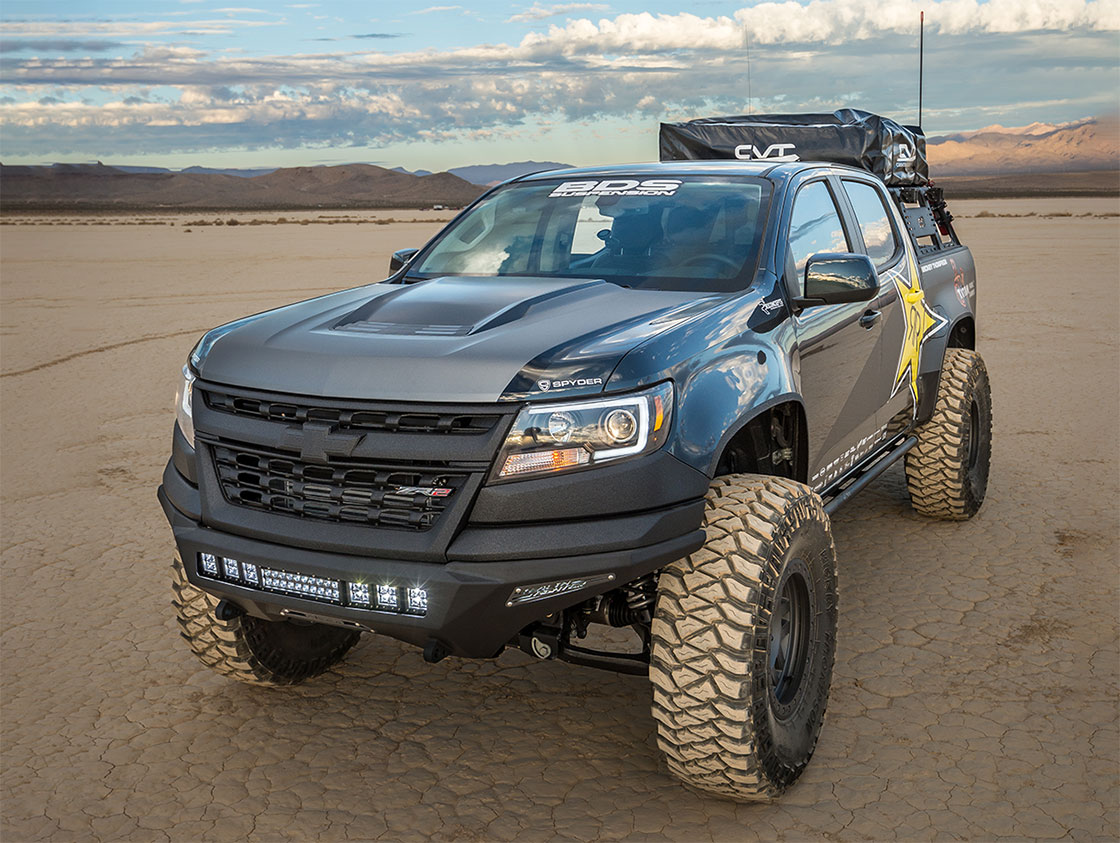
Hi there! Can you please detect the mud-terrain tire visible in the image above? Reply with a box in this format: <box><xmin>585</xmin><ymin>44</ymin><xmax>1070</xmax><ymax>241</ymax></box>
<box><xmin>650</xmin><ymin>475</ymin><xmax>838</xmax><ymax>801</ymax></box>
<box><xmin>172</xmin><ymin>554</ymin><xmax>359</xmax><ymax>686</ymax></box>
<box><xmin>905</xmin><ymin>348</ymin><xmax>992</xmax><ymax>520</ymax></box>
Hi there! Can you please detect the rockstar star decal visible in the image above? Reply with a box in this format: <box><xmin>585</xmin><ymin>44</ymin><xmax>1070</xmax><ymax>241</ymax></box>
<box><xmin>891</xmin><ymin>248</ymin><xmax>949</xmax><ymax>406</ymax></box>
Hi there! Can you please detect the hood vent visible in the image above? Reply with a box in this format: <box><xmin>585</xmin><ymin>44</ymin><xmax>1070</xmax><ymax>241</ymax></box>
<box><xmin>335</xmin><ymin>320</ymin><xmax>472</xmax><ymax>337</ymax></box>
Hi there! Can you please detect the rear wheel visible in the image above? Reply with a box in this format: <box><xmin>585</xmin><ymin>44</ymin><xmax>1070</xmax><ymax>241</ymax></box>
<box><xmin>905</xmin><ymin>348</ymin><xmax>992</xmax><ymax>520</ymax></box>
<box><xmin>650</xmin><ymin>475</ymin><xmax>838</xmax><ymax>800</ymax></box>
<box><xmin>172</xmin><ymin>554</ymin><xmax>359</xmax><ymax>686</ymax></box>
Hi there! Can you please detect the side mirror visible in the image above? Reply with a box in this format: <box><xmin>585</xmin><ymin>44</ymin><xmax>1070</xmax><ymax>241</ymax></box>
<box><xmin>389</xmin><ymin>247</ymin><xmax>419</xmax><ymax>274</ymax></box>
<box><xmin>794</xmin><ymin>253</ymin><xmax>879</xmax><ymax>308</ymax></box>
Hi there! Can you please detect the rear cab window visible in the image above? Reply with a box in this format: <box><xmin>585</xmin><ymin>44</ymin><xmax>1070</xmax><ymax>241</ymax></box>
<box><xmin>841</xmin><ymin>179</ymin><xmax>902</xmax><ymax>269</ymax></box>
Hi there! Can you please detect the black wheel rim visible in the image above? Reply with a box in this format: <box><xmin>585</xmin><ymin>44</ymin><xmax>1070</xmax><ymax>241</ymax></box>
<box><xmin>768</xmin><ymin>570</ymin><xmax>812</xmax><ymax>707</ymax></box>
<box><xmin>967</xmin><ymin>399</ymin><xmax>980</xmax><ymax>471</ymax></box>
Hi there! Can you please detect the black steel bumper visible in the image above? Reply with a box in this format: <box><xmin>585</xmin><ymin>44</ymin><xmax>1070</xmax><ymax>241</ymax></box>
<box><xmin>159</xmin><ymin>482</ymin><xmax>704</xmax><ymax>659</ymax></box>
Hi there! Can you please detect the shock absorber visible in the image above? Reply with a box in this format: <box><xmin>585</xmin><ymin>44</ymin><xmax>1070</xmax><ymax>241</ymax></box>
<box><xmin>607</xmin><ymin>574</ymin><xmax>657</xmax><ymax>626</ymax></box>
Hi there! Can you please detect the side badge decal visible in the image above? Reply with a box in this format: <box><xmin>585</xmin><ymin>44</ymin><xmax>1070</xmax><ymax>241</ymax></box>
<box><xmin>889</xmin><ymin>247</ymin><xmax>949</xmax><ymax>408</ymax></box>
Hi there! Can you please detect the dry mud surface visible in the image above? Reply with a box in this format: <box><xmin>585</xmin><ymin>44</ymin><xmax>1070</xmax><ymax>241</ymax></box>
<box><xmin>2</xmin><ymin>201</ymin><xmax>1118</xmax><ymax>841</ymax></box>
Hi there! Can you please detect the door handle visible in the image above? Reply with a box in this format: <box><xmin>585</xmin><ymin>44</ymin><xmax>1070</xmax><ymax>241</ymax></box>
<box><xmin>859</xmin><ymin>310</ymin><xmax>881</xmax><ymax>329</ymax></box>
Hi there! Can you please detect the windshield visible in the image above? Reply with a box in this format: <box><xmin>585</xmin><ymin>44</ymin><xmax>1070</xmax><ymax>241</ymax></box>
<box><xmin>408</xmin><ymin>175</ymin><xmax>771</xmax><ymax>293</ymax></box>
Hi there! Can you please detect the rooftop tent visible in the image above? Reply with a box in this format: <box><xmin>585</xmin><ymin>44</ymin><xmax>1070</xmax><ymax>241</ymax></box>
<box><xmin>659</xmin><ymin>109</ymin><xmax>929</xmax><ymax>186</ymax></box>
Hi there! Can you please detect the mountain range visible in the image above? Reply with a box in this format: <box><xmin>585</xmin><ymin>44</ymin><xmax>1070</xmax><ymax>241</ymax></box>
<box><xmin>428</xmin><ymin>161</ymin><xmax>574</xmax><ymax>186</ymax></box>
<box><xmin>23</xmin><ymin>160</ymin><xmax>576</xmax><ymax>185</ymax></box>
<box><xmin>927</xmin><ymin>116</ymin><xmax>1118</xmax><ymax>176</ymax></box>
<box><xmin>1</xmin><ymin>118</ymin><xmax>1115</xmax><ymax>209</ymax></box>
<box><xmin>0</xmin><ymin>163</ymin><xmax>487</xmax><ymax>210</ymax></box>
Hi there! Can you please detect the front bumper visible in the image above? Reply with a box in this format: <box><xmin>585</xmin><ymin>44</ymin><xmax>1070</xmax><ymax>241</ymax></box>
<box><xmin>160</xmin><ymin>486</ymin><xmax>703</xmax><ymax>658</ymax></box>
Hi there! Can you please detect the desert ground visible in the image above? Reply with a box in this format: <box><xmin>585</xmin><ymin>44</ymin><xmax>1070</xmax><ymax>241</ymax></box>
<box><xmin>1</xmin><ymin>199</ymin><xmax>1117</xmax><ymax>841</ymax></box>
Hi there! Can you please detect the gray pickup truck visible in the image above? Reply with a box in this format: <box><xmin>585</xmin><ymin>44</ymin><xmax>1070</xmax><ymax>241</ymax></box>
<box><xmin>160</xmin><ymin>111</ymin><xmax>991</xmax><ymax>800</ymax></box>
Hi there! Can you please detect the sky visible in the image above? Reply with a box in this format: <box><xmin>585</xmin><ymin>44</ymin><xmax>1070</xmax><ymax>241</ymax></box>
<box><xmin>0</xmin><ymin>0</ymin><xmax>1117</xmax><ymax>171</ymax></box>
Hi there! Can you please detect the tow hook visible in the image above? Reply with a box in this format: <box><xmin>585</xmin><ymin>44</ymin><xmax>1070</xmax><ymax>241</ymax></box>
<box><xmin>214</xmin><ymin>599</ymin><xmax>245</xmax><ymax>622</ymax></box>
<box><xmin>423</xmin><ymin>639</ymin><xmax>451</xmax><ymax>664</ymax></box>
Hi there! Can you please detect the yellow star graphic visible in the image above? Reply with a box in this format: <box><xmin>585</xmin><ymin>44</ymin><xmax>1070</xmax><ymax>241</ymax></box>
<box><xmin>892</xmin><ymin>249</ymin><xmax>948</xmax><ymax>405</ymax></box>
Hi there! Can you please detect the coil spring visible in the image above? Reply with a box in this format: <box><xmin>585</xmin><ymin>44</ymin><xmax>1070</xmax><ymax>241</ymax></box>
<box><xmin>607</xmin><ymin>575</ymin><xmax>657</xmax><ymax>626</ymax></box>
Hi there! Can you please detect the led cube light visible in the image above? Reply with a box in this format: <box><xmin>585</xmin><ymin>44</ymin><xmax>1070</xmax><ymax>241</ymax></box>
<box><xmin>241</xmin><ymin>561</ymin><xmax>259</xmax><ymax>585</ymax></box>
<box><xmin>348</xmin><ymin>582</ymin><xmax>371</xmax><ymax>606</ymax></box>
<box><xmin>223</xmin><ymin>557</ymin><xmax>240</xmax><ymax>579</ymax></box>
<box><xmin>406</xmin><ymin>587</ymin><xmax>428</xmax><ymax>614</ymax></box>
<box><xmin>200</xmin><ymin>553</ymin><xmax>220</xmax><ymax>576</ymax></box>
<box><xmin>376</xmin><ymin>584</ymin><xmax>399</xmax><ymax>610</ymax></box>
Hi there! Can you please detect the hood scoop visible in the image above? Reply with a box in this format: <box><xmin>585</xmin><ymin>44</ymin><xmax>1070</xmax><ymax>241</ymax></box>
<box><xmin>333</xmin><ymin>276</ymin><xmax>609</xmax><ymax>338</ymax></box>
<box><xmin>337</xmin><ymin>320</ymin><xmax>472</xmax><ymax>337</ymax></box>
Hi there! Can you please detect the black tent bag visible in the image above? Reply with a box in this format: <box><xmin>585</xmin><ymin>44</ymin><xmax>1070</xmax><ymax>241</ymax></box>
<box><xmin>659</xmin><ymin>108</ymin><xmax>928</xmax><ymax>186</ymax></box>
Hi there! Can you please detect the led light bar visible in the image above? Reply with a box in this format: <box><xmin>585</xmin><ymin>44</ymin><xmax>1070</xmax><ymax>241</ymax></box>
<box><xmin>194</xmin><ymin>552</ymin><xmax>428</xmax><ymax>617</ymax></box>
<box><xmin>261</xmin><ymin>568</ymin><xmax>341</xmax><ymax>603</ymax></box>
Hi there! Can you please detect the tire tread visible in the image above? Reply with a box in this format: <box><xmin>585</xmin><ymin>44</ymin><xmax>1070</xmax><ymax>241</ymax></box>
<box><xmin>651</xmin><ymin>475</ymin><xmax>837</xmax><ymax>800</ymax></box>
<box><xmin>905</xmin><ymin>348</ymin><xmax>992</xmax><ymax>520</ymax></box>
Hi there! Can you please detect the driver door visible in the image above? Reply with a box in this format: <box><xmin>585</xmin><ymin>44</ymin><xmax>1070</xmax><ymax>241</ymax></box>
<box><xmin>787</xmin><ymin>178</ymin><xmax>886</xmax><ymax>491</ymax></box>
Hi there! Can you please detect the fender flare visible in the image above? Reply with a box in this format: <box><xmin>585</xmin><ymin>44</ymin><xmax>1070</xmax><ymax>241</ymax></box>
<box><xmin>917</xmin><ymin>311</ymin><xmax>976</xmax><ymax>423</ymax></box>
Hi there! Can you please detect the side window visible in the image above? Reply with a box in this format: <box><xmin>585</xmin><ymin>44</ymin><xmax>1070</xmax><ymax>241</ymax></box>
<box><xmin>788</xmin><ymin>181</ymin><xmax>850</xmax><ymax>287</ymax></box>
<box><xmin>570</xmin><ymin>198</ymin><xmax>614</xmax><ymax>257</ymax></box>
<box><xmin>842</xmin><ymin>180</ymin><xmax>900</xmax><ymax>268</ymax></box>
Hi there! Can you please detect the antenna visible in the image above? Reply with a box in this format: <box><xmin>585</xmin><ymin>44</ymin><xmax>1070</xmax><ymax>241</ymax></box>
<box><xmin>745</xmin><ymin>25</ymin><xmax>753</xmax><ymax>114</ymax></box>
<box><xmin>918</xmin><ymin>10</ymin><xmax>925</xmax><ymax>128</ymax></box>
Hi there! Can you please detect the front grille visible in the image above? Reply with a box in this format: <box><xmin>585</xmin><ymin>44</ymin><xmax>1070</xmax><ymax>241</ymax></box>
<box><xmin>212</xmin><ymin>442</ymin><xmax>468</xmax><ymax>531</ymax></box>
<box><xmin>203</xmin><ymin>389</ymin><xmax>500</xmax><ymax>435</ymax></box>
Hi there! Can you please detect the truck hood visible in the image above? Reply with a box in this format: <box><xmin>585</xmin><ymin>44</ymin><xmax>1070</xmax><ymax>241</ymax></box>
<box><xmin>195</xmin><ymin>276</ymin><xmax>723</xmax><ymax>402</ymax></box>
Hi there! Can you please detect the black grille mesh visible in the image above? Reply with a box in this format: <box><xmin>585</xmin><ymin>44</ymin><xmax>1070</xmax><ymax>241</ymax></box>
<box><xmin>212</xmin><ymin>443</ymin><xmax>467</xmax><ymax>531</ymax></box>
<box><xmin>203</xmin><ymin>390</ymin><xmax>499</xmax><ymax>435</ymax></box>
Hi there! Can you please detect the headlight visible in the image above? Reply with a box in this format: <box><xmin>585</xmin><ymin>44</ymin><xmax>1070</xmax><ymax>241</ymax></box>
<box><xmin>175</xmin><ymin>364</ymin><xmax>196</xmax><ymax>447</ymax></box>
<box><xmin>495</xmin><ymin>382</ymin><xmax>673</xmax><ymax>480</ymax></box>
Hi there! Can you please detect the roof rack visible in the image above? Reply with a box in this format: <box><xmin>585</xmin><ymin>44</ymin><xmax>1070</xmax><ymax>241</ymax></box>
<box><xmin>659</xmin><ymin>109</ymin><xmax>928</xmax><ymax>187</ymax></box>
<box><xmin>889</xmin><ymin>184</ymin><xmax>961</xmax><ymax>256</ymax></box>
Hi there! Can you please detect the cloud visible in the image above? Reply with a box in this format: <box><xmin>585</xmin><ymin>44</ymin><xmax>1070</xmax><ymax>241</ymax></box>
<box><xmin>0</xmin><ymin>0</ymin><xmax>1115</xmax><ymax>159</ymax></box>
<box><xmin>409</xmin><ymin>6</ymin><xmax>463</xmax><ymax>15</ymax></box>
<box><xmin>352</xmin><ymin>32</ymin><xmax>404</xmax><ymax>39</ymax></box>
<box><xmin>517</xmin><ymin>2</ymin><xmax>1119</xmax><ymax>54</ymax></box>
<box><xmin>507</xmin><ymin>3</ymin><xmax>609</xmax><ymax>23</ymax></box>
<box><xmin>0</xmin><ymin>39</ymin><xmax>123</xmax><ymax>54</ymax></box>
<box><xmin>0</xmin><ymin>17</ymin><xmax>284</xmax><ymax>38</ymax></box>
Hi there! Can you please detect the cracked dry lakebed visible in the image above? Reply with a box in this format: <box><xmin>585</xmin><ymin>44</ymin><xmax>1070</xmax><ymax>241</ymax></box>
<box><xmin>1</xmin><ymin>200</ymin><xmax>1118</xmax><ymax>841</ymax></box>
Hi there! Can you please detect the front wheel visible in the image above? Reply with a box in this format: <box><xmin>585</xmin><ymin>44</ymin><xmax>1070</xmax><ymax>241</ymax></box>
<box><xmin>650</xmin><ymin>475</ymin><xmax>838</xmax><ymax>801</ymax></box>
<box><xmin>172</xmin><ymin>554</ymin><xmax>359</xmax><ymax>686</ymax></box>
